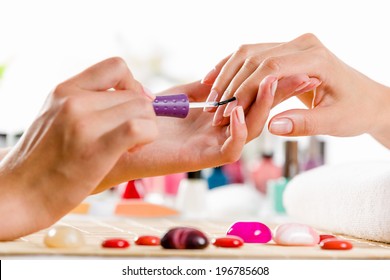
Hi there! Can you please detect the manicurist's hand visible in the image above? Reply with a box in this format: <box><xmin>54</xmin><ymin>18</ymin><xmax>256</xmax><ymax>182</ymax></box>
<box><xmin>0</xmin><ymin>57</ymin><xmax>158</xmax><ymax>240</ymax></box>
<box><xmin>202</xmin><ymin>33</ymin><xmax>390</xmax><ymax>148</ymax></box>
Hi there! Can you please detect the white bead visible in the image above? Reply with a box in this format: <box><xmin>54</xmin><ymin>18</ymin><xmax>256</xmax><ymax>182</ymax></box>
<box><xmin>273</xmin><ymin>223</ymin><xmax>319</xmax><ymax>246</ymax></box>
<box><xmin>44</xmin><ymin>225</ymin><xmax>85</xmax><ymax>248</ymax></box>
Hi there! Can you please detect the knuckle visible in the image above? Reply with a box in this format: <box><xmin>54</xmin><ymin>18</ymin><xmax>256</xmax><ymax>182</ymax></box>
<box><xmin>59</xmin><ymin>96</ymin><xmax>80</xmax><ymax>116</ymax></box>
<box><xmin>108</xmin><ymin>56</ymin><xmax>127</xmax><ymax>68</ymax></box>
<box><xmin>302</xmin><ymin>113</ymin><xmax>317</xmax><ymax>135</ymax></box>
<box><xmin>298</xmin><ymin>33</ymin><xmax>320</xmax><ymax>46</ymax></box>
<box><xmin>261</xmin><ymin>57</ymin><xmax>281</xmax><ymax>73</ymax></box>
<box><xmin>51</xmin><ymin>82</ymin><xmax>68</xmax><ymax>99</ymax></box>
<box><xmin>122</xmin><ymin>120</ymin><xmax>141</xmax><ymax>137</ymax></box>
<box><xmin>236</xmin><ymin>44</ymin><xmax>251</xmax><ymax>57</ymax></box>
<box><xmin>244</xmin><ymin>56</ymin><xmax>261</xmax><ymax>70</ymax></box>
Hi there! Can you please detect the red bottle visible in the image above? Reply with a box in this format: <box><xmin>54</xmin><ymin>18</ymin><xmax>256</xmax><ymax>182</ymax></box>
<box><xmin>250</xmin><ymin>153</ymin><xmax>282</xmax><ymax>194</ymax></box>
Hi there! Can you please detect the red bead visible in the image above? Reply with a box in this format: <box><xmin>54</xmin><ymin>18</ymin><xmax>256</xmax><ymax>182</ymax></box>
<box><xmin>102</xmin><ymin>238</ymin><xmax>130</xmax><ymax>249</ymax></box>
<box><xmin>320</xmin><ymin>238</ymin><xmax>353</xmax><ymax>250</ymax></box>
<box><xmin>135</xmin><ymin>235</ymin><xmax>161</xmax><ymax>246</ymax></box>
<box><xmin>213</xmin><ymin>236</ymin><xmax>244</xmax><ymax>248</ymax></box>
<box><xmin>319</xmin><ymin>234</ymin><xmax>336</xmax><ymax>243</ymax></box>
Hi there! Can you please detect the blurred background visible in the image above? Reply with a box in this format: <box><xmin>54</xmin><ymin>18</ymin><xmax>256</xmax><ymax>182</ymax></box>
<box><xmin>0</xmin><ymin>0</ymin><xmax>389</xmax><ymax>217</ymax></box>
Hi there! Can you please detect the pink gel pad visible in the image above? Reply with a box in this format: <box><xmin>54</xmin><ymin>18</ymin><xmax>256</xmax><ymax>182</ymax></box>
<box><xmin>226</xmin><ymin>222</ymin><xmax>272</xmax><ymax>243</ymax></box>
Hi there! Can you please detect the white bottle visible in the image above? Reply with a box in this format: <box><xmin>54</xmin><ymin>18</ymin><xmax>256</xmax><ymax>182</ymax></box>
<box><xmin>175</xmin><ymin>171</ymin><xmax>208</xmax><ymax>219</ymax></box>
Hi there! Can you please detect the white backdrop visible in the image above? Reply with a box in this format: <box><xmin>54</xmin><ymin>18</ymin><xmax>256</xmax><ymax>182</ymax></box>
<box><xmin>0</xmin><ymin>0</ymin><xmax>389</xmax><ymax>163</ymax></box>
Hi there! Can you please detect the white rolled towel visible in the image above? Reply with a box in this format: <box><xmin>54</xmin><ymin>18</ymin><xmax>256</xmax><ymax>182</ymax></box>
<box><xmin>284</xmin><ymin>161</ymin><xmax>390</xmax><ymax>243</ymax></box>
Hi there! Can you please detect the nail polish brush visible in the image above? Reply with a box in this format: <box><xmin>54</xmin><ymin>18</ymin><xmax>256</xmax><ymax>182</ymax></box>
<box><xmin>153</xmin><ymin>94</ymin><xmax>236</xmax><ymax>118</ymax></box>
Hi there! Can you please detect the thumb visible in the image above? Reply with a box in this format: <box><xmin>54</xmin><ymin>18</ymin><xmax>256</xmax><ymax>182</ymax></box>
<box><xmin>268</xmin><ymin>107</ymin><xmax>336</xmax><ymax>136</ymax></box>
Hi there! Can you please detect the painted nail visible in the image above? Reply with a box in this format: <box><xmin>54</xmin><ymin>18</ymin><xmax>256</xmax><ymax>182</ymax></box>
<box><xmin>294</xmin><ymin>81</ymin><xmax>311</xmax><ymax>93</ymax></box>
<box><xmin>235</xmin><ymin>106</ymin><xmax>245</xmax><ymax>124</ymax></box>
<box><xmin>201</xmin><ymin>68</ymin><xmax>216</xmax><ymax>85</ymax></box>
<box><xmin>269</xmin><ymin>118</ymin><xmax>293</xmax><ymax>135</ymax></box>
<box><xmin>204</xmin><ymin>90</ymin><xmax>219</xmax><ymax>112</ymax></box>
<box><xmin>223</xmin><ymin>99</ymin><xmax>238</xmax><ymax>117</ymax></box>
<box><xmin>142</xmin><ymin>86</ymin><xmax>155</xmax><ymax>101</ymax></box>
<box><xmin>270</xmin><ymin>79</ymin><xmax>278</xmax><ymax>96</ymax></box>
<box><xmin>260</xmin><ymin>76</ymin><xmax>278</xmax><ymax>95</ymax></box>
<box><xmin>212</xmin><ymin>108</ymin><xmax>224</xmax><ymax>126</ymax></box>
<box><xmin>295</xmin><ymin>78</ymin><xmax>322</xmax><ymax>94</ymax></box>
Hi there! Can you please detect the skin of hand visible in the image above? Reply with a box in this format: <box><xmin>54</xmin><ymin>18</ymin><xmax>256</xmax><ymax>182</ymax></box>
<box><xmin>202</xmin><ymin>33</ymin><xmax>390</xmax><ymax>148</ymax></box>
<box><xmin>0</xmin><ymin>57</ymin><xmax>158</xmax><ymax>240</ymax></box>
<box><xmin>96</xmin><ymin>80</ymin><xmax>255</xmax><ymax>192</ymax></box>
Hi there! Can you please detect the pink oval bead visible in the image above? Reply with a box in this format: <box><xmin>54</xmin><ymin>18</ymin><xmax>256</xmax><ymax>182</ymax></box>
<box><xmin>135</xmin><ymin>235</ymin><xmax>161</xmax><ymax>246</ymax></box>
<box><xmin>227</xmin><ymin>222</ymin><xmax>272</xmax><ymax>243</ymax></box>
<box><xmin>320</xmin><ymin>238</ymin><xmax>353</xmax><ymax>250</ymax></box>
<box><xmin>213</xmin><ymin>236</ymin><xmax>244</xmax><ymax>248</ymax></box>
<box><xmin>273</xmin><ymin>223</ymin><xmax>319</xmax><ymax>246</ymax></box>
<box><xmin>102</xmin><ymin>238</ymin><xmax>130</xmax><ymax>249</ymax></box>
<box><xmin>319</xmin><ymin>234</ymin><xmax>336</xmax><ymax>243</ymax></box>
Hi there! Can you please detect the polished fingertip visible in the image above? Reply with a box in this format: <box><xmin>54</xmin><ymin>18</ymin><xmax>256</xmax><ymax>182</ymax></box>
<box><xmin>270</xmin><ymin>79</ymin><xmax>278</xmax><ymax>96</ymax></box>
<box><xmin>235</xmin><ymin>106</ymin><xmax>245</xmax><ymax>124</ymax></box>
<box><xmin>212</xmin><ymin>112</ymin><xmax>223</xmax><ymax>126</ymax></box>
<box><xmin>269</xmin><ymin>118</ymin><xmax>293</xmax><ymax>135</ymax></box>
<box><xmin>204</xmin><ymin>89</ymin><xmax>219</xmax><ymax>112</ymax></box>
<box><xmin>223</xmin><ymin>99</ymin><xmax>238</xmax><ymax>117</ymax></box>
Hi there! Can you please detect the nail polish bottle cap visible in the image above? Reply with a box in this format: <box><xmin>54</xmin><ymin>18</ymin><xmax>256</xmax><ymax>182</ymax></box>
<box><xmin>187</xmin><ymin>170</ymin><xmax>202</xmax><ymax>179</ymax></box>
<box><xmin>283</xmin><ymin>141</ymin><xmax>299</xmax><ymax>179</ymax></box>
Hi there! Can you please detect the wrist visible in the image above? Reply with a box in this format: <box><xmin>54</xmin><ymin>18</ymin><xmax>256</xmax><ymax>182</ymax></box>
<box><xmin>0</xmin><ymin>163</ymin><xmax>54</xmax><ymax>240</ymax></box>
<box><xmin>369</xmin><ymin>85</ymin><xmax>390</xmax><ymax>148</ymax></box>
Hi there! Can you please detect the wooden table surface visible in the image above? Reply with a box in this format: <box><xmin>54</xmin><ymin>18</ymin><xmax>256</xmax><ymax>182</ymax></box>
<box><xmin>1</xmin><ymin>215</ymin><xmax>390</xmax><ymax>259</ymax></box>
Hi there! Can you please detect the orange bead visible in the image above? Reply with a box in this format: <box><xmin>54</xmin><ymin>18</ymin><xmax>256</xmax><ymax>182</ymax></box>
<box><xmin>135</xmin><ymin>235</ymin><xmax>161</xmax><ymax>246</ymax></box>
<box><xmin>213</xmin><ymin>236</ymin><xmax>244</xmax><ymax>248</ymax></box>
<box><xmin>102</xmin><ymin>238</ymin><xmax>130</xmax><ymax>249</ymax></box>
<box><xmin>320</xmin><ymin>238</ymin><xmax>353</xmax><ymax>250</ymax></box>
<box><xmin>319</xmin><ymin>234</ymin><xmax>336</xmax><ymax>243</ymax></box>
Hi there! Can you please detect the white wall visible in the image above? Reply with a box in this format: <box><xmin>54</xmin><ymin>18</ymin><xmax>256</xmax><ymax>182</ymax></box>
<box><xmin>0</xmin><ymin>0</ymin><xmax>389</xmax><ymax>162</ymax></box>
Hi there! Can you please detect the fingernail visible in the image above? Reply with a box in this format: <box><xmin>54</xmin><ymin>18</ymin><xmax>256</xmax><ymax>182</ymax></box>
<box><xmin>204</xmin><ymin>90</ymin><xmax>219</xmax><ymax>112</ymax></box>
<box><xmin>270</xmin><ymin>79</ymin><xmax>278</xmax><ymax>96</ymax></box>
<box><xmin>212</xmin><ymin>109</ymin><xmax>224</xmax><ymax>126</ymax></box>
<box><xmin>142</xmin><ymin>86</ymin><xmax>155</xmax><ymax>101</ymax></box>
<box><xmin>201</xmin><ymin>67</ymin><xmax>216</xmax><ymax>85</ymax></box>
<box><xmin>223</xmin><ymin>99</ymin><xmax>238</xmax><ymax>117</ymax></box>
<box><xmin>294</xmin><ymin>81</ymin><xmax>311</xmax><ymax>92</ymax></box>
<box><xmin>260</xmin><ymin>75</ymin><xmax>278</xmax><ymax>95</ymax></box>
<box><xmin>294</xmin><ymin>78</ymin><xmax>322</xmax><ymax>94</ymax></box>
<box><xmin>235</xmin><ymin>106</ymin><xmax>245</xmax><ymax>124</ymax></box>
<box><xmin>269</xmin><ymin>118</ymin><xmax>293</xmax><ymax>135</ymax></box>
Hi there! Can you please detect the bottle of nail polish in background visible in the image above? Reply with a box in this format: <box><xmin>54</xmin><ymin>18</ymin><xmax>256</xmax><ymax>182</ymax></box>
<box><xmin>176</xmin><ymin>170</ymin><xmax>208</xmax><ymax>218</ymax></box>
<box><xmin>164</xmin><ymin>172</ymin><xmax>185</xmax><ymax>207</ymax></box>
<box><xmin>250</xmin><ymin>152</ymin><xmax>282</xmax><ymax>194</ymax></box>
<box><xmin>267</xmin><ymin>141</ymin><xmax>299</xmax><ymax>214</ymax></box>
<box><xmin>302</xmin><ymin>136</ymin><xmax>323</xmax><ymax>171</ymax></box>
<box><xmin>122</xmin><ymin>180</ymin><xmax>144</xmax><ymax>199</ymax></box>
<box><xmin>222</xmin><ymin>159</ymin><xmax>245</xmax><ymax>184</ymax></box>
<box><xmin>207</xmin><ymin>166</ymin><xmax>229</xmax><ymax>189</ymax></box>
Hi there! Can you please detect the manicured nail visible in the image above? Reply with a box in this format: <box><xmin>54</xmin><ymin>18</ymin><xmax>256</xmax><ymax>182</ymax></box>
<box><xmin>270</xmin><ymin>79</ymin><xmax>278</xmax><ymax>96</ymax></box>
<box><xmin>269</xmin><ymin>118</ymin><xmax>293</xmax><ymax>135</ymax></box>
<box><xmin>295</xmin><ymin>78</ymin><xmax>322</xmax><ymax>94</ymax></box>
<box><xmin>204</xmin><ymin>90</ymin><xmax>219</xmax><ymax>112</ymax></box>
<box><xmin>142</xmin><ymin>86</ymin><xmax>155</xmax><ymax>101</ymax></box>
<box><xmin>223</xmin><ymin>99</ymin><xmax>238</xmax><ymax>117</ymax></box>
<box><xmin>201</xmin><ymin>67</ymin><xmax>216</xmax><ymax>85</ymax></box>
<box><xmin>260</xmin><ymin>75</ymin><xmax>278</xmax><ymax>96</ymax></box>
<box><xmin>235</xmin><ymin>106</ymin><xmax>245</xmax><ymax>124</ymax></box>
<box><xmin>294</xmin><ymin>81</ymin><xmax>311</xmax><ymax>93</ymax></box>
<box><xmin>212</xmin><ymin>109</ymin><xmax>224</xmax><ymax>126</ymax></box>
